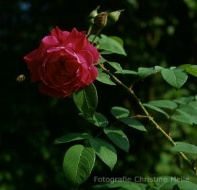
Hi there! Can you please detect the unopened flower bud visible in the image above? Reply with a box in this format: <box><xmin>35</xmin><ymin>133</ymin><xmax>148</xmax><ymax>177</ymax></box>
<box><xmin>94</xmin><ymin>11</ymin><xmax>109</xmax><ymax>28</ymax></box>
<box><xmin>107</xmin><ymin>9</ymin><xmax>124</xmax><ymax>26</ymax></box>
<box><xmin>89</xmin><ymin>6</ymin><xmax>100</xmax><ymax>24</ymax></box>
<box><xmin>89</xmin><ymin>6</ymin><xmax>100</xmax><ymax>18</ymax></box>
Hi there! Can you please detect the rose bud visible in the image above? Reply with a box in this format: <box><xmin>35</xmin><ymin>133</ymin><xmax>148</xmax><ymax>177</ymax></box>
<box><xmin>107</xmin><ymin>9</ymin><xmax>124</xmax><ymax>26</ymax></box>
<box><xmin>94</xmin><ymin>11</ymin><xmax>109</xmax><ymax>28</ymax></box>
<box><xmin>89</xmin><ymin>6</ymin><xmax>100</xmax><ymax>24</ymax></box>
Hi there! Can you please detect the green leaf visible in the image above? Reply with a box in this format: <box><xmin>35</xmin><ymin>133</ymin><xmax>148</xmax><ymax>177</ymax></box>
<box><xmin>180</xmin><ymin>105</ymin><xmax>197</xmax><ymax>124</ymax></box>
<box><xmin>88</xmin><ymin>34</ymin><xmax>99</xmax><ymax>43</ymax></box>
<box><xmin>179</xmin><ymin>64</ymin><xmax>197</xmax><ymax>77</ymax></box>
<box><xmin>188</xmin><ymin>101</ymin><xmax>197</xmax><ymax>123</ymax></box>
<box><xmin>154</xmin><ymin>65</ymin><xmax>164</xmax><ymax>70</ymax></box>
<box><xmin>143</xmin><ymin>103</ymin><xmax>169</xmax><ymax>118</ymax></box>
<box><xmin>154</xmin><ymin>176</ymin><xmax>172</xmax><ymax>188</ymax></box>
<box><xmin>98</xmin><ymin>34</ymin><xmax>127</xmax><ymax>56</ymax></box>
<box><xmin>104</xmin><ymin>127</ymin><xmax>130</xmax><ymax>152</ymax></box>
<box><xmin>73</xmin><ymin>83</ymin><xmax>98</xmax><ymax>116</ymax></box>
<box><xmin>63</xmin><ymin>145</ymin><xmax>95</xmax><ymax>186</ymax></box>
<box><xmin>92</xmin><ymin>181</ymin><xmax>143</xmax><ymax>190</ymax></box>
<box><xmin>189</xmin><ymin>100</ymin><xmax>197</xmax><ymax>111</ymax></box>
<box><xmin>110</xmin><ymin>36</ymin><xmax>124</xmax><ymax>46</ymax></box>
<box><xmin>99</xmin><ymin>51</ymin><xmax>115</xmax><ymax>55</ymax></box>
<box><xmin>97</xmin><ymin>68</ymin><xmax>116</xmax><ymax>85</ymax></box>
<box><xmin>154</xmin><ymin>176</ymin><xmax>197</xmax><ymax>190</ymax></box>
<box><xmin>120</xmin><ymin>117</ymin><xmax>147</xmax><ymax>131</ymax></box>
<box><xmin>111</xmin><ymin>106</ymin><xmax>130</xmax><ymax>119</ymax></box>
<box><xmin>108</xmin><ymin>61</ymin><xmax>123</xmax><ymax>71</ymax></box>
<box><xmin>171</xmin><ymin>142</ymin><xmax>197</xmax><ymax>154</ymax></box>
<box><xmin>173</xmin><ymin>96</ymin><xmax>194</xmax><ymax>105</ymax></box>
<box><xmin>54</xmin><ymin>133</ymin><xmax>92</xmax><ymax>144</ymax></box>
<box><xmin>89</xmin><ymin>138</ymin><xmax>117</xmax><ymax>170</ymax></box>
<box><xmin>171</xmin><ymin>109</ymin><xmax>193</xmax><ymax>125</ymax></box>
<box><xmin>161</xmin><ymin>68</ymin><xmax>188</xmax><ymax>88</ymax></box>
<box><xmin>171</xmin><ymin>104</ymin><xmax>197</xmax><ymax>125</ymax></box>
<box><xmin>107</xmin><ymin>61</ymin><xmax>137</xmax><ymax>75</ymax></box>
<box><xmin>176</xmin><ymin>181</ymin><xmax>197</xmax><ymax>190</ymax></box>
<box><xmin>80</xmin><ymin>112</ymin><xmax>109</xmax><ymax>127</ymax></box>
<box><xmin>161</xmin><ymin>179</ymin><xmax>197</xmax><ymax>190</ymax></box>
<box><xmin>138</xmin><ymin>67</ymin><xmax>156</xmax><ymax>78</ymax></box>
<box><xmin>146</xmin><ymin>100</ymin><xmax>177</xmax><ymax>110</ymax></box>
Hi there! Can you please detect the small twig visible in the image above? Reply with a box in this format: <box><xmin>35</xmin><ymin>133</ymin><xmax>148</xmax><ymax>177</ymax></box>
<box><xmin>86</xmin><ymin>25</ymin><xmax>93</xmax><ymax>38</ymax></box>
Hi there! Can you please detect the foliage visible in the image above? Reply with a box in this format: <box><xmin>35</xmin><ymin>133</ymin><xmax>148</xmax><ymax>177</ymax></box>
<box><xmin>1</xmin><ymin>0</ymin><xmax>197</xmax><ymax>190</ymax></box>
<box><xmin>56</xmin><ymin>28</ymin><xmax>197</xmax><ymax>189</ymax></box>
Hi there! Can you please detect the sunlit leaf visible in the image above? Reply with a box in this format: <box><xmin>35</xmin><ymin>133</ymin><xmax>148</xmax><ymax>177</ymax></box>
<box><xmin>171</xmin><ymin>142</ymin><xmax>197</xmax><ymax>154</ymax></box>
<box><xmin>98</xmin><ymin>34</ymin><xmax>127</xmax><ymax>56</ymax></box>
<box><xmin>179</xmin><ymin>104</ymin><xmax>197</xmax><ymax>124</ymax></box>
<box><xmin>111</xmin><ymin>106</ymin><xmax>130</xmax><ymax>119</ymax></box>
<box><xmin>54</xmin><ymin>133</ymin><xmax>92</xmax><ymax>144</ymax></box>
<box><xmin>73</xmin><ymin>83</ymin><xmax>98</xmax><ymax>116</ymax></box>
<box><xmin>155</xmin><ymin>176</ymin><xmax>197</xmax><ymax>190</ymax></box>
<box><xmin>88</xmin><ymin>34</ymin><xmax>99</xmax><ymax>43</ymax></box>
<box><xmin>179</xmin><ymin>64</ymin><xmax>197</xmax><ymax>77</ymax></box>
<box><xmin>161</xmin><ymin>178</ymin><xmax>197</xmax><ymax>190</ymax></box>
<box><xmin>171</xmin><ymin>112</ymin><xmax>192</xmax><ymax>125</ymax></box>
<box><xmin>108</xmin><ymin>61</ymin><xmax>123</xmax><ymax>71</ymax></box>
<box><xmin>189</xmin><ymin>100</ymin><xmax>197</xmax><ymax>113</ymax></box>
<box><xmin>120</xmin><ymin>117</ymin><xmax>147</xmax><ymax>131</ymax></box>
<box><xmin>63</xmin><ymin>145</ymin><xmax>95</xmax><ymax>186</ymax></box>
<box><xmin>143</xmin><ymin>103</ymin><xmax>169</xmax><ymax>118</ymax></box>
<box><xmin>138</xmin><ymin>66</ymin><xmax>162</xmax><ymax>78</ymax></box>
<box><xmin>104</xmin><ymin>127</ymin><xmax>130</xmax><ymax>152</ymax></box>
<box><xmin>96</xmin><ymin>68</ymin><xmax>116</xmax><ymax>85</ymax></box>
<box><xmin>176</xmin><ymin>181</ymin><xmax>197</xmax><ymax>190</ymax></box>
<box><xmin>110</xmin><ymin>36</ymin><xmax>124</xmax><ymax>46</ymax></box>
<box><xmin>138</xmin><ymin>67</ymin><xmax>155</xmax><ymax>78</ymax></box>
<box><xmin>161</xmin><ymin>68</ymin><xmax>188</xmax><ymax>88</ymax></box>
<box><xmin>154</xmin><ymin>176</ymin><xmax>172</xmax><ymax>188</ymax></box>
<box><xmin>173</xmin><ymin>96</ymin><xmax>194</xmax><ymax>105</ymax></box>
<box><xmin>171</xmin><ymin>104</ymin><xmax>197</xmax><ymax>125</ymax></box>
<box><xmin>146</xmin><ymin>100</ymin><xmax>177</xmax><ymax>109</ymax></box>
<box><xmin>80</xmin><ymin>112</ymin><xmax>109</xmax><ymax>127</ymax></box>
<box><xmin>89</xmin><ymin>138</ymin><xmax>117</xmax><ymax>170</ymax></box>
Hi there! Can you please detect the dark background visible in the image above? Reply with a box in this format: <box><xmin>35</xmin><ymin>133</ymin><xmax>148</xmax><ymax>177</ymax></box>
<box><xmin>1</xmin><ymin>0</ymin><xmax>197</xmax><ymax>189</ymax></box>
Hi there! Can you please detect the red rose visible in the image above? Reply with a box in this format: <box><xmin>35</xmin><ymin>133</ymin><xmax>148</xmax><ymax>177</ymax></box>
<box><xmin>24</xmin><ymin>27</ymin><xmax>99</xmax><ymax>98</ymax></box>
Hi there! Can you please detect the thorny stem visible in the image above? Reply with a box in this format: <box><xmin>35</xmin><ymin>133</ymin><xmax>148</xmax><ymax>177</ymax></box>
<box><xmin>131</xmin><ymin>115</ymin><xmax>150</xmax><ymax>119</ymax></box>
<box><xmin>99</xmin><ymin>62</ymin><xmax>197</xmax><ymax>175</ymax></box>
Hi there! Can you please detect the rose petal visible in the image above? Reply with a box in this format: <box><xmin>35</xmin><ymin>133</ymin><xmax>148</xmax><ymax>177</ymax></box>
<box><xmin>65</xmin><ymin>28</ymin><xmax>87</xmax><ymax>50</ymax></box>
<box><xmin>39</xmin><ymin>36</ymin><xmax>60</xmax><ymax>56</ymax></box>
<box><xmin>24</xmin><ymin>49</ymin><xmax>41</xmax><ymax>82</ymax></box>
<box><xmin>86</xmin><ymin>46</ymin><xmax>100</xmax><ymax>63</ymax></box>
<box><xmin>77</xmin><ymin>61</ymin><xmax>98</xmax><ymax>85</ymax></box>
<box><xmin>89</xmin><ymin>65</ymin><xmax>98</xmax><ymax>80</ymax></box>
<box><xmin>51</xmin><ymin>26</ymin><xmax>70</xmax><ymax>44</ymax></box>
<box><xmin>39</xmin><ymin>82</ymin><xmax>71</xmax><ymax>98</ymax></box>
<box><xmin>77</xmin><ymin>50</ymin><xmax>94</xmax><ymax>66</ymax></box>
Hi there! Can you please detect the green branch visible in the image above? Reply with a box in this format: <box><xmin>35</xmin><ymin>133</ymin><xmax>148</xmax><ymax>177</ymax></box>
<box><xmin>99</xmin><ymin>62</ymin><xmax>197</xmax><ymax>175</ymax></box>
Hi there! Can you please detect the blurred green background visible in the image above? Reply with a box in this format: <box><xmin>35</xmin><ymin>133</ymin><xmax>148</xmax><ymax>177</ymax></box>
<box><xmin>0</xmin><ymin>0</ymin><xmax>197</xmax><ymax>189</ymax></box>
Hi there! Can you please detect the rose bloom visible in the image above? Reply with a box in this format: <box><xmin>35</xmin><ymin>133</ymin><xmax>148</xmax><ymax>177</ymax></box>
<box><xmin>24</xmin><ymin>27</ymin><xmax>99</xmax><ymax>98</ymax></box>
